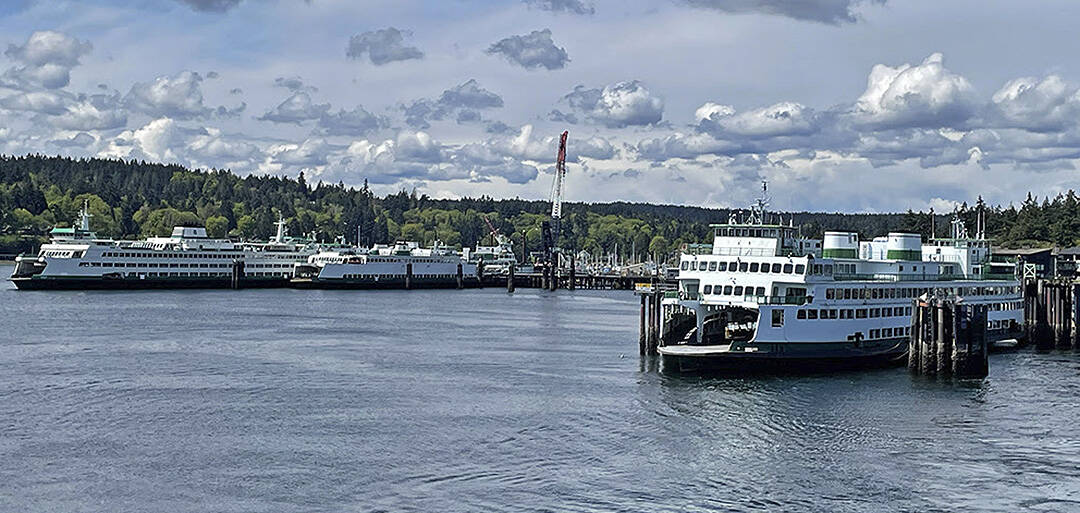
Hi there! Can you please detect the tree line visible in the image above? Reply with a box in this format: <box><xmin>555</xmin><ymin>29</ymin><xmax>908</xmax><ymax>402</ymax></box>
<box><xmin>0</xmin><ymin>154</ymin><xmax>1073</xmax><ymax>259</ymax></box>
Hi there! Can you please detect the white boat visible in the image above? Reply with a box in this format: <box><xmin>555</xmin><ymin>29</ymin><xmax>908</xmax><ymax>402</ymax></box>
<box><xmin>295</xmin><ymin>240</ymin><xmax>480</xmax><ymax>289</ymax></box>
<box><xmin>10</xmin><ymin>205</ymin><xmax>321</xmax><ymax>290</ymax></box>
<box><xmin>471</xmin><ymin>234</ymin><xmax>518</xmax><ymax>275</ymax></box>
<box><xmin>658</xmin><ymin>184</ymin><xmax>1023</xmax><ymax>371</ymax></box>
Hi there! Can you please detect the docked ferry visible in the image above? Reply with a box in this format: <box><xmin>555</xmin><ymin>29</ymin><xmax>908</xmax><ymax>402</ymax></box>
<box><xmin>293</xmin><ymin>241</ymin><xmax>480</xmax><ymax>289</ymax></box>
<box><xmin>10</xmin><ymin>205</ymin><xmax>319</xmax><ymax>290</ymax></box>
<box><xmin>659</xmin><ymin>186</ymin><xmax>1023</xmax><ymax>371</ymax></box>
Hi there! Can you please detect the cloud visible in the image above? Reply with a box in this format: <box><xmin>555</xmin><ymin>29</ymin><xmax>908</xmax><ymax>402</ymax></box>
<box><xmin>561</xmin><ymin>80</ymin><xmax>664</xmax><ymax>128</ymax></box>
<box><xmin>317</xmin><ymin>105</ymin><xmax>389</xmax><ymax>136</ymax></box>
<box><xmin>257</xmin><ymin>92</ymin><xmax>330</xmax><ymax>124</ymax></box>
<box><xmin>99</xmin><ymin>118</ymin><xmax>262</xmax><ymax>171</ymax></box>
<box><xmin>487</xmin><ymin>29</ymin><xmax>569</xmax><ymax>70</ymax></box>
<box><xmin>3</xmin><ymin>30</ymin><xmax>92</xmax><ymax>89</ymax></box>
<box><xmin>125</xmin><ymin>71</ymin><xmax>213</xmax><ymax>120</ymax></box>
<box><xmin>523</xmin><ymin>0</ymin><xmax>595</xmax><ymax>15</ymax></box>
<box><xmin>680</xmin><ymin>0</ymin><xmax>884</xmax><ymax>24</ymax></box>
<box><xmin>271</xmin><ymin>137</ymin><xmax>336</xmax><ymax>167</ymax></box>
<box><xmin>402</xmin><ymin>79</ymin><xmax>504</xmax><ymax>129</ymax></box>
<box><xmin>54</xmin><ymin>92</ymin><xmax>128</xmax><ymax>130</ymax></box>
<box><xmin>174</xmin><ymin>0</ymin><xmax>242</xmax><ymax>13</ymax></box>
<box><xmin>50</xmin><ymin>132</ymin><xmax>95</xmax><ymax>148</ymax></box>
<box><xmin>988</xmin><ymin>75</ymin><xmax>1080</xmax><ymax>133</ymax></box>
<box><xmin>852</xmin><ymin>53</ymin><xmax>976</xmax><ymax>130</ymax></box>
<box><xmin>346</xmin><ymin>27</ymin><xmax>424</xmax><ymax>66</ymax></box>
<box><xmin>273</xmin><ymin>75</ymin><xmax>316</xmax><ymax>93</ymax></box>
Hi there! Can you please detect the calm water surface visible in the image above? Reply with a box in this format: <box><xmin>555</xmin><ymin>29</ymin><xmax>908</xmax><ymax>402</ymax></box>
<box><xmin>2</xmin><ymin>265</ymin><xmax>1080</xmax><ymax>512</ymax></box>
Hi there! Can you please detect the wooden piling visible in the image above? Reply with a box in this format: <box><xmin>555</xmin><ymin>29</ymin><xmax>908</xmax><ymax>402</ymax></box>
<box><xmin>405</xmin><ymin>262</ymin><xmax>413</xmax><ymax>290</ymax></box>
<box><xmin>507</xmin><ymin>264</ymin><xmax>515</xmax><ymax>293</ymax></box>
<box><xmin>568</xmin><ymin>262</ymin><xmax>576</xmax><ymax>291</ymax></box>
<box><xmin>456</xmin><ymin>263</ymin><xmax>463</xmax><ymax>289</ymax></box>
<box><xmin>908</xmin><ymin>299</ymin><xmax>922</xmax><ymax>372</ymax></box>
<box><xmin>911</xmin><ymin>297</ymin><xmax>988</xmax><ymax>379</ymax></box>
<box><xmin>639</xmin><ymin>294</ymin><xmax>647</xmax><ymax>355</ymax></box>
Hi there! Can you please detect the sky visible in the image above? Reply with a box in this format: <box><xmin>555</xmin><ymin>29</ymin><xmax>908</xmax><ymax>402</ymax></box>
<box><xmin>2</xmin><ymin>0</ymin><xmax>1080</xmax><ymax>213</ymax></box>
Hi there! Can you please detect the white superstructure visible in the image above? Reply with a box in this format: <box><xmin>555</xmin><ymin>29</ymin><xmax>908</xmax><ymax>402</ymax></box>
<box><xmin>659</xmin><ymin>185</ymin><xmax>1022</xmax><ymax>367</ymax></box>
<box><xmin>297</xmin><ymin>240</ymin><xmax>479</xmax><ymax>288</ymax></box>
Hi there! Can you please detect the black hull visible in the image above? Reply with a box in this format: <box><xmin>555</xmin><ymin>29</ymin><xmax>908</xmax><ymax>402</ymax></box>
<box><xmin>11</xmin><ymin>276</ymin><xmax>288</xmax><ymax>290</ymax></box>
<box><xmin>660</xmin><ymin>348</ymin><xmax>909</xmax><ymax>374</ymax></box>
<box><xmin>290</xmin><ymin>276</ymin><xmax>483</xmax><ymax>290</ymax></box>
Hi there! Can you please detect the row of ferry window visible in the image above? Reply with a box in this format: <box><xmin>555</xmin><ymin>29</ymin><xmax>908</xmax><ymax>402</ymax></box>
<box><xmin>79</xmin><ymin>262</ymin><xmax>293</xmax><ymax>269</ymax></box>
<box><xmin>867</xmin><ymin>327</ymin><xmax>912</xmax><ymax>339</ymax></box>
<box><xmin>341</xmin><ymin>274</ymin><xmax>459</xmax><ymax>279</ymax></box>
<box><xmin>120</xmin><ymin>272</ymin><xmax>288</xmax><ymax>278</ymax></box>
<box><xmin>701</xmin><ymin>285</ymin><xmax>766</xmax><ymax>297</ymax></box>
<box><xmin>682</xmin><ymin>260</ymin><xmax>806</xmax><ymax>275</ymax></box>
<box><xmin>825</xmin><ymin>285</ymin><xmax>1019</xmax><ymax>301</ymax></box>
<box><xmin>797</xmin><ymin>306</ymin><xmax>913</xmax><ymax>320</ymax></box>
<box><xmin>101</xmin><ymin>251</ymin><xmax>244</xmax><ymax>259</ymax></box>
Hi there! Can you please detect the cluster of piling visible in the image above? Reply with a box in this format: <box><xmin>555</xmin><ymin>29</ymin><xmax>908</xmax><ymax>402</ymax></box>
<box><xmin>1024</xmin><ymin>279</ymin><xmax>1077</xmax><ymax>349</ymax></box>
<box><xmin>637</xmin><ymin>284</ymin><xmax>664</xmax><ymax>355</ymax></box>
<box><xmin>908</xmin><ymin>297</ymin><xmax>989</xmax><ymax>378</ymax></box>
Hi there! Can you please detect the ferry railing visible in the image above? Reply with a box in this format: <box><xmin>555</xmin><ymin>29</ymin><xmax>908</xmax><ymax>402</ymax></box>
<box><xmin>748</xmin><ymin>295</ymin><xmax>810</xmax><ymax>306</ymax></box>
<box><xmin>832</xmin><ymin>272</ymin><xmax>1015</xmax><ymax>282</ymax></box>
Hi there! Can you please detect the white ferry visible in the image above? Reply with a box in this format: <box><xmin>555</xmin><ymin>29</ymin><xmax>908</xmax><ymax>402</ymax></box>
<box><xmin>659</xmin><ymin>186</ymin><xmax>1023</xmax><ymax>371</ymax></box>
<box><xmin>10</xmin><ymin>205</ymin><xmax>319</xmax><ymax>290</ymax></box>
<box><xmin>294</xmin><ymin>240</ymin><xmax>480</xmax><ymax>289</ymax></box>
<box><xmin>471</xmin><ymin>234</ymin><xmax>518</xmax><ymax>275</ymax></box>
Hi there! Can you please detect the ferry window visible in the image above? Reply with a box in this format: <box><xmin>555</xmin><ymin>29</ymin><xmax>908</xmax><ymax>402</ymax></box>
<box><xmin>750</xmin><ymin>263</ymin><xmax>759</xmax><ymax>272</ymax></box>
<box><xmin>723</xmin><ymin>285</ymin><xmax>733</xmax><ymax>295</ymax></box>
<box><xmin>796</xmin><ymin>264</ymin><xmax>806</xmax><ymax>274</ymax></box>
<box><xmin>772</xmin><ymin>310</ymin><xmax>784</xmax><ymax>327</ymax></box>
<box><xmin>708</xmin><ymin>262</ymin><xmax>717</xmax><ymax>271</ymax></box>
<box><xmin>905</xmin><ymin>306</ymin><xmax>912</xmax><ymax>315</ymax></box>
<box><xmin>899</xmin><ymin>265</ymin><xmax>904</xmax><ymax>272</ymax></box>
<box><xmin>883</xmin><ymin>328</ymin><xmax>893</xmax><ymax>337</ymax></box>
<box><xmin>843</xmin><ymin>289</ymin><xmax>852</xmax><ymax>300</ymax></box>
<box><xmin>807</xmin><ymin>310</ymin><xmax>818</xmax><ymax>319</ymax></box>
<box><xmin>729</xmin><ymin>261</ymin><xmax>738</xmax><ymax>270</ymax></box>
<box><xmin>822</xmin><ymin>265</ymin><xmax>831</xmax><ymax>274</ymax></box>
<box><xmin>734</xmin><ymin>286</ymin><xmax>744</xmax><ymax>296</ymax></box>
<box><xmin>755</xmin><ymin>287</ymin><xmax>765</xmax><ymax>296</ymax></box>
<box><xmin>771</xmin><ymin>263</ymin><xmax>781</xmax><ymax>273</ymax></box>
<box><xmin>871</xmin><ymin>308</ymin><xmax>880</xmax><ymax>318</ymax></box>
<box><xmin>819</xmin><ymin>309</ymin><xmax>829</xmax><ymax>319</ymax></box>
<box><xmin>703</xmin><ymin>285</ymin><xmax>713</xmax><ymax>294</ymax></box>
<box><xmin>717</xmin><ymin>262</ymin><xmax>727</xmax><ymax>272</ymax></box>
<box><xmin>681</xmin><ymin>261</ymin><xmax>688</xmax><ymax>271</ymax></box>
<box><xmin>739</xmin><ymin>262</ymin><xmax>749</xmax><ymax>272</ymax></box>
<box><xmin>783</xmin><ymin>264</ymin><xmax>793</xmax><ymax>273</ymax></box>
<box><xmin>894</xmin><ymin>307</ymin><xmax>904</xmax><ymax>316</ymax></box>
<box><xmin>797</xmin><ymin>310</ymin><xmax>807</xmax><ymax>319</ymax></box>
<box><xmin>856</xmin><ymin>309</ymin><xmax>867</xmax><ymax>319</ymax></box>
<box><xmin>829</xmin><ymin>309</ymin><xmax>838</xmax><ymax>319</ymax></box>
<box><xmin>826</xmin><ymin>289</ymin><xmax>835</xmax><ymax>299</ymax></box>
<box><xmin>760</xmin><ymin>265</ymin><xmax>769</xmax><ymax>273</ymax></box>
<box><xmin>844</xmin><ymin>309</ymin><xmax>855</xmax><ymax>319</ymax></box>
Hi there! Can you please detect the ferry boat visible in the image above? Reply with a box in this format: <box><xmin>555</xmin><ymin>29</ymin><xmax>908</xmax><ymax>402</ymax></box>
<box><xmin>10</xmin><ymin>205</ymin><xmax>320</xmax><ymax>290</ymax></box>
<box><xmin>658</xmin><ymin>184</ymin><xmax>1023</xmax><ymax>371</ymax></box>
<box><xmin>471</xmin><ymin>234</ymin><xmax>518</xmax><ymax>275</ymax></box>
<box><xmin>293</xmin><ymin>240</ymin><xmax>480</xmax><ymax>289</ymax></box>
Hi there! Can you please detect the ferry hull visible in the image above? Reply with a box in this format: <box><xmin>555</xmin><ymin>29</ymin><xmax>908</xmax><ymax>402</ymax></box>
<box><xmin>290</xmin><ymin>276</ymin><xmax>483</xmax><ymax>290</ymax></box>
<box><xmin>659</xmin><ymin>339</ymin><xmax>909</xmax><ymax>373</ymax></box>
<box><xmin>10</xmin><ymin>276</ymin><xmax>288</xmax><ymax>290</ymax></box>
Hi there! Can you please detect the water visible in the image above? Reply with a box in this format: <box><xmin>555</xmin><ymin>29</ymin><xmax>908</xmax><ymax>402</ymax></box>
<box><xmin>2</xmin><ymin>266</ymin><xmax>1080</xmax><ymax>512</ymax></box>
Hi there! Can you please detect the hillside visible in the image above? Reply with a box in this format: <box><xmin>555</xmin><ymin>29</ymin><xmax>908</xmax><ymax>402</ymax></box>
<box><xmin>0</xmin><ymin>154</ymin><xmax>1070</xmax><ymax>258</ymax></box>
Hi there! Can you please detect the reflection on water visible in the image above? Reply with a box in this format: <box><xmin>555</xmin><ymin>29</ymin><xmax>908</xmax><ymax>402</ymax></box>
<box><xmin>1</xmin><ymin>271</ymin><xmax>1079</xmax><ymax>512</ymax></box>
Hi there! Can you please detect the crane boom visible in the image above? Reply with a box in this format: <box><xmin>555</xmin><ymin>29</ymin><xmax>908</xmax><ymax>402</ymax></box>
<box><xmin>550</xmin><ymin>130</ymin><xmax>568</xmax><ymax>240</ymax></box>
